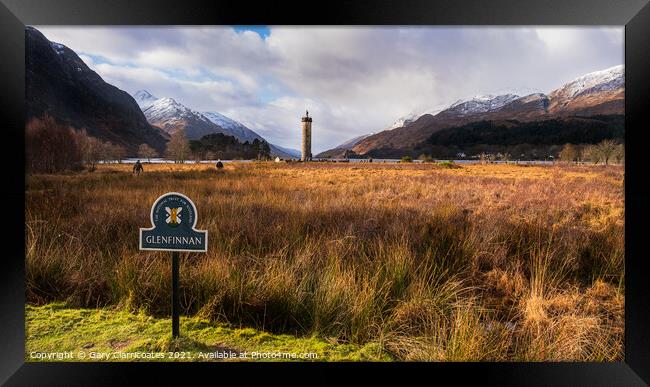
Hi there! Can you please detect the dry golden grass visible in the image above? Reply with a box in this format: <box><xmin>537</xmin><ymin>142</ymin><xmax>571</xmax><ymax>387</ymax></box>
<box><xmin>25</xmin><ymin>161</ymin><xmax>624</xmax><ymax>361</ymax></box>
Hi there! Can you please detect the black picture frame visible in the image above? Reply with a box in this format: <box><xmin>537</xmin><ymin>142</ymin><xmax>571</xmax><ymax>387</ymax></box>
<box><xmin>2</xmin><ymin>0</ymin><xmax>649</xmax><ymax>385</ymax></box>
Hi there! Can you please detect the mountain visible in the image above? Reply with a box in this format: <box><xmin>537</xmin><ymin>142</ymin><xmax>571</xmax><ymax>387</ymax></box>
<box><xmin>315</xmin><ymin>133</ymin><xmax>373</xmax><ymax>158</ymax></box>
<box><xmin>442</xmin><ymin>93</ymin><xmax>522</xmax><ymax>117</ymax></box>
<box><xmin>546</xmin><ymin>65</ymin><xmax>624</xmax><ymax>116</ymax></box>
<box><xmin>25</xmin><ymin>27</ymin><xmax>169</xmax><ymax>155</ymax></box>
<box><xmin>202</xmin><ymin>112</ymin><xmax>300</xmax><ymax>158</ymax></box>
<box><xmin>132</xmin><ymin>90</ymin><xmax>300</xmax><ymax>158</ymax></box>
<box><xmin>132</xmin><ymin>92</ymin><xmax>226</xmax><ymax>140</ymax></box>
<box><xmin>344</xmin><ymin>65</ymin><xmax>624</xmax><ymax>157</ymax></box>
<box><xmin>270</xmin><ymin>144</ymin><xmax>301</xmax><ymax>159</ymax></box>
<box><xmin>386</xmin><ymin>113</ymin><xmax>420</xmax><ymax>131</ymax></box>
<box><xmin>201</xmin><ymin>111</ymin><xmax>261</xmax><ymax>143</ymax></box>
<box><xmin>133</xmin><ymin>89</ymin><xmax>158</xmax><ymax>109</ymax></box>
<box><xmin>385</xmin><ymin>104</ymin><xmax>449</xmax><ymax>131</ymax></box>
<box><xmin>337</xmin><ymin>133</ymin><xmax>375</xmax><ymax>150</ymax></box>
<box><xmin>412</xmin><ymin>115</ymin><xmax>624</xmax><ymax>160</ymax></box>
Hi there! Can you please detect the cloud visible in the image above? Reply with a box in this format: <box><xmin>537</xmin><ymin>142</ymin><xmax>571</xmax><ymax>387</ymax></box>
<box><xmin>34</xmin><ymin>26</ymin><xmax>623</xmax><ymax>153</ymax></box>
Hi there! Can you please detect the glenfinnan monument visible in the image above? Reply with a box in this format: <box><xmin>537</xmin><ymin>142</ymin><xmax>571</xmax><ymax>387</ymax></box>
<box><xmin>301</xmin><ymin>110</ymin><xmax>312</xmax><ymax>161</ymax></box>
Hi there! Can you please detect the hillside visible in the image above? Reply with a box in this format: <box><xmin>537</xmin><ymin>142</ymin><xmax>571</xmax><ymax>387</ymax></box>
<box><xmin>327</xmin><ymin>65</ymin><xmax>625</xmax><ymax>158</ymax></box>
<box><xmin>25</xmin><ymin>27</ymin><xmax>169</xmax><ymax>155</ymax></box>
<box><xmin>412</xmin><ymin>114</ymin><xmax>624</xmax><ymax>159</ymax></box>
<box><xmin>315</xmin><ymin>133</ymin><xmax>373</xmax><ymax>158</ymax></box>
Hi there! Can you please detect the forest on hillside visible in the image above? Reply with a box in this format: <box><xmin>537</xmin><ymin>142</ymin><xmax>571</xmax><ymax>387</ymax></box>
<box><xmin>412</xmin><ymin>115</ymin><xmax>624</xmax><ymax>159</ymax></box>
<box><xmin>189</xmin><ymin>133</ymin><xmax>271</xmax><ymax>160</ymax></box>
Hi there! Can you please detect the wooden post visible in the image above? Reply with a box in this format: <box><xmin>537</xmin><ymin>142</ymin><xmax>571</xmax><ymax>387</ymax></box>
<box><xmin>172</xmin><ymin>251</ymin><xmax>179</xmax><ymax>338</ymax></box>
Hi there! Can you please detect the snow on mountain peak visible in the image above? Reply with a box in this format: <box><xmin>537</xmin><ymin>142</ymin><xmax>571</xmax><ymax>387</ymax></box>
<box><xmin>556</xmin><ymin>65</ymin><xmax>624</xmax><ymax>98</ymax></box>
<box><xmin>385</xmin><ymin>88</ymin><xmax>543</xmax><ymax>130</ymax></box>
<box><xmin>447</xmin><ymin>93</ymin><xmax>522</xmax><ymax>115</ymax></box>
<box><xmin>386</xmin><ymin>112</ymin><xmax>421</xmax><ymax>130</ymax></box>
<box><xmin>386</xmin><ymin>103</ymin><xmax>449</xmax><ymax>130</ymax></box>
<box><xmin>133</xmin><ymin>90</ymin><xmax>159</xmax><ymax>109</ymax></box>
<box><xmin>202</xmin><ymin>111</ymin><xmax>263</xmax><ymax>143</ymax></box>
<box><xmin>129</xmin><ymin>90</ymin><xmax>299</xmax><ymax>157</ymax></box>
<box><xmin>140</xmin><ymin>96</ymin><xmax>206</xmax><ymax>124</ymax></box>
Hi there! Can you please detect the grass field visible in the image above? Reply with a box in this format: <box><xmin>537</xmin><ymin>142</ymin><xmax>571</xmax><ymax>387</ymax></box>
<box><xmin>26</xmin><ymin>303</ymin><xmax>386</xmax><ymax>361</ymax></box>
<box><xmin>25</xmin><ymin>161</ymin><xmax>625</xmax><ymax>361</ymax></box>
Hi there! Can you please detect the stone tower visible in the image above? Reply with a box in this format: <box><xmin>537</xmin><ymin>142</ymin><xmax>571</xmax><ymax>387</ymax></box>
<box><xmin>301</xmin><ymin>110</ymin><xmax>312</xmax><ymax>161</ymax></box>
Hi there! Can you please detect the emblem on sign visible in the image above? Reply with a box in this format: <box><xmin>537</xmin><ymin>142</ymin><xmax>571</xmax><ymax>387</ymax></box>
<box><xmin>166</xmin><ymin>207</ymin><xmax>182</xmax><ymax>227</ymax></box>
<box><xmin>139</xmin><ymin>192</ymin><xmax>208</xmax><ymax>252</ymax></box>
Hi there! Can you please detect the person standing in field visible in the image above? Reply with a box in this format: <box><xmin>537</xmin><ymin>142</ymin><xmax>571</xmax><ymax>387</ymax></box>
<box><xmin>133</xmin><ymin>160</ymin><xmax>144</xmax><ymax>175</ymax></box>
<box><xmin>216</xmin><ymin>159</ymin><xmax>224</xmax><ymax>170</ymax></box>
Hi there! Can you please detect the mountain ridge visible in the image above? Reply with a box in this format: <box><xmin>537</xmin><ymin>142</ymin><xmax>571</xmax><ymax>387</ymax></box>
<box><xmin>25</xmin><ymin>27</ymin><xmax>169</xmax><ymax>155</ymax></box>
<box><xmin>328</xmin><ymin>65</ymin><xmax>624</xmax><ymax>157</ymax></box>
<box><xmin>132</xmin><ymin>90</ymin><xmax>300</xmax><ymax>158</ymax></box>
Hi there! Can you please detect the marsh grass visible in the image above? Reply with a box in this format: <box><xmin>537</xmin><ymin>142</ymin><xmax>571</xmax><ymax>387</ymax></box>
<box><xmin>26</xmin><ymin>162</ymin><xmax>624</xmax><ymax>361</ymax></box>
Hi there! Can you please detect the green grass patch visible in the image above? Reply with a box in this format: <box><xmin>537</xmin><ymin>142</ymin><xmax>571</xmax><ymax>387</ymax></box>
<box><xmin>437</xmin><ymin>160</ymin><xmax>459</xmax><ymax>169</ymax></box>
<box><xmin>26</xmin><ymin>303</ymin><xmax>390</xmax><ymax>362</ymax></box>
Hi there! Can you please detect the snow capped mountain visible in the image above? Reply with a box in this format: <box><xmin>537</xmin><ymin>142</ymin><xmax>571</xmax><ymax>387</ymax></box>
<box><xmin>345</xmin><ymin>65</ymin><xmax>623</xmax><ymax>157</ymax></box>
<box><xmin>515</xmin><ymin>92</ymin><xmax>548</xmax><ymax>104</ymax></box>
<box><xmin>379</xmin><ymin>69</ymin><xmax>619</xmax><ymax>133</ymax></box>
<box><xmin>133</xmin><ymin>90</ymin><xmax>158</xmax><ymax>109</ymax></box>
<box><xmin>133</xmin><ymin>91</ymin><xmax>201</xmax><ymax>126</ymax></box>
<box><xmin>386</xmin><ymin>104</ymin><xmax>449</xmax><ymax>130</ymax></box>
<box><xmin>131</xmin><ymin>90</ymin><xmax>300</xmax><ymax>158</ymax></box>
<box><xmin>201</xmin><ymin>111</ymin><xmax>262</xmax><ymax>144</ymax></box>
<box><xmin>445</xmin><ymin>93</ymin><xmax>522</xmax><ymax>116</ymax></box>
<box><xmin>144</xmin><ymin>97</ymin><xmax>206</xmax><ymax>123</ymax></box>
<box><xmin>385</xmin><ymin>89</ymin><xmax>541</xmax><ymax>131</ymax></box>
<box><xmin>553</xmin><ymin>65</ymin><xmax>624</xmax><ymax>99</ymax></box>
<box><xmin>547</xmin><ymin>65</ymin><xmax>624</xmax><ymax>115</ymax></box>
<box><xmin>386</xmin><ymin>113</ymin><xmax>420</xmax><ymax>130</ymax></box>
<box><xmin>131</xmin><ymin>90</ymin><xmax>238</xmax><ymax>140</ymax></box>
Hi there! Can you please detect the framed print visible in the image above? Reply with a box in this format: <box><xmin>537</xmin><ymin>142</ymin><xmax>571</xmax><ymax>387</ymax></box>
<box><xmin>1</xmin><ymin>0</ymin><xmax>649</xmax><ymax>385</ymax></box>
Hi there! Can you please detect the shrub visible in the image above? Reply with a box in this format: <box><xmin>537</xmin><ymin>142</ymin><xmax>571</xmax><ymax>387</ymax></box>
<box><xmin>438</xmin><ymin>160</ymin><xmax>457</xmax><ymax>169</ymax></box>
<box><xmin>26</xmin><ymin>115</ymin><xmax>83</xmax><ymax>173</ymax></box>
<box><xmin>418</xmin><ymin>154</ymin><xmax>434</xmax><ymax>162</ymax></box>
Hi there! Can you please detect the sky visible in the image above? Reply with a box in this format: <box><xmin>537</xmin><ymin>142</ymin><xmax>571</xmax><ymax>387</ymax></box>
<box><xmin>35</xmin><ymin>26</ymin><xmax>623</xmax><ymax>153</ymax></box>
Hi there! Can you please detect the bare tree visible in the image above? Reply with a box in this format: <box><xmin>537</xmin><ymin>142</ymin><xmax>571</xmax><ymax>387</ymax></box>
<box><xmin>111</xmin><ymin>144</ymin><xmax>127</xmax><ymax>163</ymax></box>
<box><xmin>138</xmin><ymin>143</ymin><xmax>158</xmax><ymax>162</ymax></box>
<box><xmin>559</xmin><ymin>143</ymin><xmax>577</xmax><ymax>164</ymax></box>
<box><xmin>86</xmin><ymin>137</ymin><xmax>105</xmax><ymax>171</ymax></box>
<box><xmin>74</xmin><ymin>130</ymin><xmax>105</xmax><ymax>171</ymax></box>
<box><xmin>101</xmin><ymin>141</ymin><xmax>114</xmax><ymax>164</ymax></box>
<box><xmin>26</xmin><ymin>115</ymin><xmax>82</xmax><ymax>173</ymax></box>
<box><xmin>165</xmin><ymin>130</ymin><xmax>191</xmax><ymax>163</ymax></box>
<box><xmin>583</xmin><ymin>144</ymin><xmax>601</xmax><ymax>164</ymax></box>
<box><xmin>597</xmin><ymin>139</ymin><xmax>618</xmax><ymax>165</ymax></box>
<box><xmin>614</xmin><ymin>144</ymin><xmax>625</xmax><ymax>165</ymax></box>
